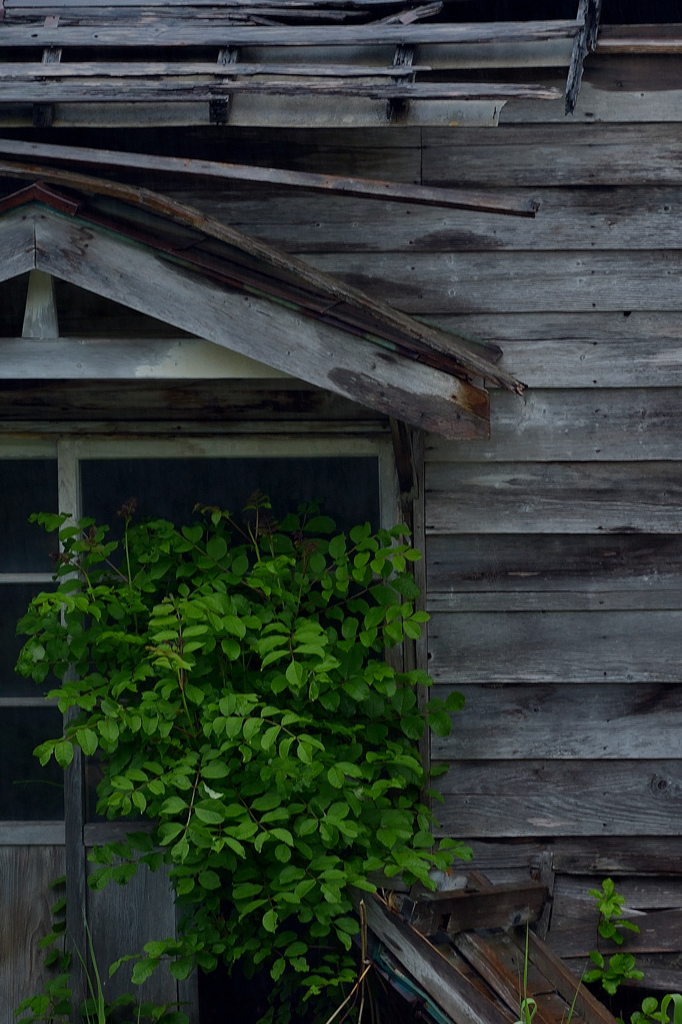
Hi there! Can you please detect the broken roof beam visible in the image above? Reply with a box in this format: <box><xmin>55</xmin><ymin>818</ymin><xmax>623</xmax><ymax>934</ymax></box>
<box><xmin>564</xmin><ymin>0</ymin><xmax>601</xmax><ymax>115</ymax></box>
<box><xmin>0</xmin><ymin>19</ymin><xmax>583</xmax><ymax>47</ymax></box>
<box><xmin>0</xmin><ymin>138</ymin><xmax>541</xmax><ymax>217</ymax></box>
<box><xmin>0</xmin><ymin>79</ymin><xmax>562</xmax><ymax>102</ymax></box>
<box><xmin>595</xmin><ymin>24</ymin><xmax>682</xmax><ymax>53</ymax></box>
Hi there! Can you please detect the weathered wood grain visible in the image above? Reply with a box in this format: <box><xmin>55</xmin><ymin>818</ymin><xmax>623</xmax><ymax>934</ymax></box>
<box><xmin>423</xmin><ymin>124</ymin><xmax>682</xmax><ymax>188</ymax></box>
<box><xmin>0</xmin><ymin>336</ymin><xmax>290</xmax><ymax>379</ymax></box>
<box><xmin>428</xmin><ymin>504</ymin><xmax>682</xmax><ymax>602</ymax></box>
<box><xmin>87</xmin><ymin>861</ymin><xmax>178</xmax><ymax>1005</ymax></box>
<box><xmin>0</xmin><ymin>213</ymin><xmax>35</xmax><ymax>283</ymax></box>
<box><xmin>0</xmin><ymin>821</ymin><xmax>65</xmax><ymax>843</ymax></box>
<box><xmin>0</xmin><ymin>78</ymin><xmax>562</xmax><ymax>103</ymax></box>
<box><xmin>454</xmin><ymin>838</ymin><xmax>682</xmax><ymax>876</ymax></box>
<box><xmin>428</xmin><ymin>609</ymin><xmax>682</xmax><ymax>683</ymax></box>
<box><xmin>306</xmin><ymin>249</ymin><xmax>682</xmax><ymax>315</ymax></box>
<box><xmin>0</xmin><ymin>845</ymin><xmax>66</xmax><ymax>1024</ymax></box>
<box><xmin>361</xmin><ymin>893</ymin><xmax>515</xmax><ymax>1024</ymax></box>
<box><xmin>431</xmin><ymin>684</ymin><xmax>682</xmax><ymax>760</ymax></box>
<box><xmin>0</xmin><ymin>19</ymin><xmax>581</xmax><ymax>48</ymax></box>
<box><xmin>554</xmin><ymin>875</ymin><xmax>682</xmax><ymax>913</ymax></box>
<box><xmin>519</xmin><ymin>930</ymin><xmax>619</xmax><ymax>1024</ymax></box>
<box><xmin>425</xmin><ymin>462</ymin><xmax>682</xmax><ymax>534</ymax></box>
<box><xmin>423</xmin><ymin>312</ymin><xmax>682</xmax><ymax>389</ymax></box>
<box><xmin>427</xmin><ymin>390</ymin><xmax>682</xmax><ymax>463</ymax></box>
<box><xmin>29</xmin><ymin>210</ymin><xmax>490</xmax><ymax>438</ymax></box>
<box><xmin>549</xmin><ymin>908</ymin><xmax>682</xmax><ymax>958</ymax></box>
<box><xmin>179</xmin><ymin>186</ymin><xmax>682</xmax><ymax>254</ymax></box>
<box><xmin>436</xmin><ymin>760</ymin><xmax>682</xmax><ymax>837</ymax></box>
<box><xmin>0</xmin><ymin>378</ymin><xmax>383</xmax><ymax>422</ymax></box>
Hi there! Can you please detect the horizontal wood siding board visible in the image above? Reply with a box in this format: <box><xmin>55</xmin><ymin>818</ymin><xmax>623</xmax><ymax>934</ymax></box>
<box><xmin>549</xmin><ymin>908</ymin><xmax>682</xmax><ymax>957</ymax></box>
<box><xmin>422</xmin><ymin>125</ymin><xmax>682</xmax><ymax>188</ymax></box>
<box><xmin>423</xmin><ymin>312</ymin><xmax>682</xmax><ymax>390</ymax></box>
<box><xmin>428</xmin><ymin>593</ymin><xmax>682</xmax><ymax>612</ymax></box>
<box><xmin>434</xmin><ymin>760</ymin><xmax>682</xmax><ymax>837</ymax></box>
<box><xmin>425</xmin><ymin>462</ymin><xmax>682</xmax><ymax>535</ymax></box>
<box><xmin>431</xmin><ymin>684</ymin><xmax>682</xmax><ymax>760</ymax></box>
<box><xmin>428</xmin><ymin>610</ymin><xmax>682</xmax><ymax>683</ymax></box>
<box><xmin>554</xmin><ymin>875</ymin><xmax>682</xmax><ymax>912</ymax></box>
<box><xmin>427</xmin><ymin>389</ymin><xmax>682</xmax><ymax>463</ymax></box>
<box><xmin>182</xmin><ymin>186</ymin><xmax>682</xmax><ymax>255</ymax></box>
<box><xmin>426</xmin><ymin>534</ymin><xmax>682</xmax><ymax>596</ymax></box>
<box><xmin>305</xmin><ymin>250</ymin><xmax>682</xmax><ymax>315</ymax></box>
<box><xmin>452</xmin><ymin>838</ymin><xmax>682</xmax><ymax>875</ymax></box>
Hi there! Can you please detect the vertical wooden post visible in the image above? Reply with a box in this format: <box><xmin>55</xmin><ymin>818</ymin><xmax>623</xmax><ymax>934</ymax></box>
<box><xmin>22</xmin><ymin>270</ymin><xmax>59</xmax><ymax>339</ymax></box>
<box><xmin>57</xmin><ymin>438</ymin><xmax>87</xmax><ymax>1020</ymax></box>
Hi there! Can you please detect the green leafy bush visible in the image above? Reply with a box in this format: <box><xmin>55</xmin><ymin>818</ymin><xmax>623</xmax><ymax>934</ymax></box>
<box><xmin>589</xmin><ymin>878</ymin><xmax>641</xmax><ymax>946</ymax></box>
<box><xmin>584</xmin><ymin>951</ymin><xmax>644</xmax><ymax>996</ymax></box>
<box><xmin>17</xmin><ymin>496</ymin><xmax>469</xmax><ymax>1022</ymax></box>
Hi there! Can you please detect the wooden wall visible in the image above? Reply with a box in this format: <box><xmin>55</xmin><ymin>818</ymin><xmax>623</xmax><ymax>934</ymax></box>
<box><xmin>133</xmin><ymin>60</ymin><xmax>682</xmax><ymax>980</ymax></box>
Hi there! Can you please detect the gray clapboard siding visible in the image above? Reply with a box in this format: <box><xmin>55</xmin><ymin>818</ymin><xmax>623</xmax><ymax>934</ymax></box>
<box><xmin>423</xmin><ymin>124</ymin><xmax>682</xmax><ymax>187</ymax></box>
<box><xmin>421</xmin><ymin>312</ymin><xmax>682</xmax><ymax>388</ymax></box>
<box><xmin>306</xmin><ymin>250</ymin><xmax>682</xmax><ymax>315</ymax></box>
<box><xmin>435</xmin><ymin>760</ymin><xmax>682</xmax><ymax>837</ymax></box>
<box><xmin>428</xmin><ymin>610</ymin><xmax>682</xmax><ymax>683</ymax></box>
<box><xmin>87</xmin><ymin>861</ymin><xmax>178</xmax><ymax>1006</ymax></box>
<box><xmin>427</xmin><ymin>389</ymin><xmax>682</xmax><ymax>463</ymax></box>
<box><xmin>456</xmin><ymin>838</ymin><xmax>682</xmax><ymax>875</ymax></box>
<box><xmin>554</xmin><ymin>875</ymin><xmax>682</xmax><ymax>912</ymax></box>
<box><xmin>426</xmin><ymin>534</ymin><xmax>682</xmax><ymax>596</ymax></box>
<box><xmin>0</xmin><ymin>845</ymin><xmax>66</xmax><ymax>1024</ymax></box>
<box><xmin>549</xmin><ymin>908</ymin><xmax>682</xmax><ymax>958</ymax></box>
<box><xmin>431</xmin><ymin>684</ymin><xmax>682</xmax><ymax>760</ymax></box>
<box><xmin>0</xmin><ymin>216</ymin><xmax>35</xmax><ymax>283</ymax></box>
<box><xmin>425</xmin><ymin>462</ymin><xmax>682</xmax><ymax>534</ymax></box>
<box><xmin>176</xmin><ymin>186</ymin><xmax>682</xmax><ymax>254</ymax></box>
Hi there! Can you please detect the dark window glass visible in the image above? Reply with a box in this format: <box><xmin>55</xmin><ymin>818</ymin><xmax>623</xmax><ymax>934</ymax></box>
<box><xmin>0</xmin><ymin>460</ymin><xmax>58</xmax><ymax>571</ymax></box>
<box><xmin>0</xmin><ymin>584</ymin><xmax>55</xmax><ymax>697</ymax></box>
<box><xmin>81</xmin><ymin>457</ymin><xmax>379</xmax><ymax>539</ymax></box>
<box><xmin>0</xmin><ymin>273</ymin><xmax>29</xmax><ymax>337</ymax></box>
<box><xmin>0</xmin><ymin>707</ymin><xmax>64</xmax><ymax>820</ymax></box>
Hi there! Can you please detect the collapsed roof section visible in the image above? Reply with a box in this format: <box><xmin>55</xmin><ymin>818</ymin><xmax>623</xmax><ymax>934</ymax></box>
<box><xmin>0</xmin><ymin>172</ymin><xmax>524</xmax><ymax>437</ymax></box>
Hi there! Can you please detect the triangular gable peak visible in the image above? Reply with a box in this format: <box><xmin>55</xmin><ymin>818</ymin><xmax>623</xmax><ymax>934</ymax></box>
<box><xmin>0</xmin><ymin>176</ymin><xmax>520</xmax><ymax>438</ymax></box>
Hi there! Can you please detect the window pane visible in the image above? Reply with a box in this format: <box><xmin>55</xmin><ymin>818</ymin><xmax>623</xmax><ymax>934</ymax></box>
<box><xmin>0</xmin><ymin>460</ymin><xmax>58</xmax><ymax>571</ymax></box>
<box><xmin>81</xmin><ymin>457</ymin><xmax>379</xmax><ymax>539</ymax></box>
<box><xmin>0</xmin><ymin>584</ymin><xmax>55</xmax><ymax>697</ymax></box>
<box><xmin>0</xmin><ymin>707</ymin><xmax>63</xmax><ymax>820</ymax></box>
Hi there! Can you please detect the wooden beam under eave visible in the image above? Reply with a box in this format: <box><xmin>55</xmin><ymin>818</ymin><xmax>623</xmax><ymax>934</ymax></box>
<box><xmin>23</xmin><ymin>207</ymin><xmax>489</xmax><ymax>439</ymax></box>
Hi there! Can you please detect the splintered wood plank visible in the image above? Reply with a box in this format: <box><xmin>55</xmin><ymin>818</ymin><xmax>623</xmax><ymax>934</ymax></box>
<box><xmin>454</xmin><ymin>933</ymin><xmax>567</xmax><ymax>1024</ymax></box>
<box><xmin>425</xmin><ymin>462</ymin><xmax>682</xmax><ymax>534</ymax></box>
<box><xmin>482</xmin><ymin>934</ymin><xmax>557</xmax><ymax>997</ymax></box>
<box><xmin>0</xmin><ymin>845</ymin><xmax>66</xmax><ymax>1024</ymax></box>
<box><xmin>361</xmin><ymin>894</ymin><xmax>515</xmax><ymax>1024</ymax></box>
<box><xmin>423</xmin><ymin>124</ymin><xmax>682</xmax><ymax>188</ymax></box>
<box><xmin>428</xmin><ymin>610</ymin><xmax>682</xmax><ymax>684</ymax></box>
<box><xmin>393</xmin><ymin>882</ymin><xmax>547</xmax><ymax>935</ymax></box>
<box><xmin>518</xmin><ymin>931</ymin><xmax>619</xmax><ymax>1024</ymax></box>
<box><xmin>431</xmin><ymin>685</ymin><xmax>682</xmax><ymax>761</ymax></box>
<box><xmin>29</xmin><ymin>210</ymin><xmax>489</xmax><ymax>438</ymax></box>
<box><xmin>306</xmin><ymin>249</ymin><xmax>682</xmax><ymax>315</ymax></box>
<box><xmin>0</xmin><ymin>79</ymin><xmax>562</xmax><ymax>103</ymax></box>
<box><xmin>0</xmin><ymin>19</ymin><xmax>582</xmax><ymax>47</ymax></box>
<box><xmin>425</xmin><ymin>312</ymin><xmax>682</xmax><ymax>390</ymax></box>
<box><xmin>426</xmin><ymin>389</ymin><xmax>682</xmax><ymax>463</ymax></box>
<box><xmin>426</xmin><ymin>533</ymin><xmax>682</xmax><ymax>600</ymax></box>
<box><xmin>436</xmin><ymin>760</ymin><xmax>682</xmax><ymax>837</ymax></box>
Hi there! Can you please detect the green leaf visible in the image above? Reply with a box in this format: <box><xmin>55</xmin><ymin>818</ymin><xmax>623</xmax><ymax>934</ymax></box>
<box><xmin>263</xmin><ymin>909</ymin><xmax>278</xmax><ymax>933</ymax></box>
<box><xmin>131</xmin><ymin>958</ymin><xmax>158</xmax><ymax>984</ymax></box>
<box><xmin>304</xmin><ymin>516</ymin><xmax>336</xmax><ymax>534</ymax></box>
<box><xmin>206</xmin><ymin>536</ymin><xmax>228</xmax><ymax>561</ymax></box>
<box><xmin>54</xmin><ymin>740</ymin><xmax>74</xmax><ymax>769</ymax></box>
<box><xmin>161</xmin><ymin>796</ymin><xmax>188</xmax><ymax>815</ymax></box>
<box><xmin>198</xmin><ymin>869</ymin><xmax>221</xmax><ymax>890</ymax></box>
<box><xmin>427</xmin><ymin>709</ymin><xmax>452</xmax><ymax>737</ymax></box>
<box><xmin>76</xmin><ymin>729</ymin><xmax>98</xmax><ymax>755</ymax></box>
<box><xmin>444</xmin><ymin>691</ymin><xmax>466</xmax><ymax>712</ymax></box>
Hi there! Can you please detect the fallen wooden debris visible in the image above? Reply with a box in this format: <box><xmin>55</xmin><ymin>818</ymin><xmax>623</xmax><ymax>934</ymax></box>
<box><xmin>391</xmin><ymin>880</ymin><xmax>549</xmax><ymax>937</ymax></box>
<box><xmin>351</xmin><ymin>874</ymin><xmax>622</xmax><ymax>1024</ymax></box>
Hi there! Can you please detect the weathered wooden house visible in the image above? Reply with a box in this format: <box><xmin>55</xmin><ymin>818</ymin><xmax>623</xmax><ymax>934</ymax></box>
<box><xmin>1</xmin><ymin>0</ymin><xmax>682</xmax><ymax>1019</ymax></box>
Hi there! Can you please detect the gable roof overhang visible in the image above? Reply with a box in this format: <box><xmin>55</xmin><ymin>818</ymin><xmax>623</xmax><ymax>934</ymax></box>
<box><xmin>0</xmin><ymin>172</ymin><xmax>525</xmax><ymax>439</ymax></box>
